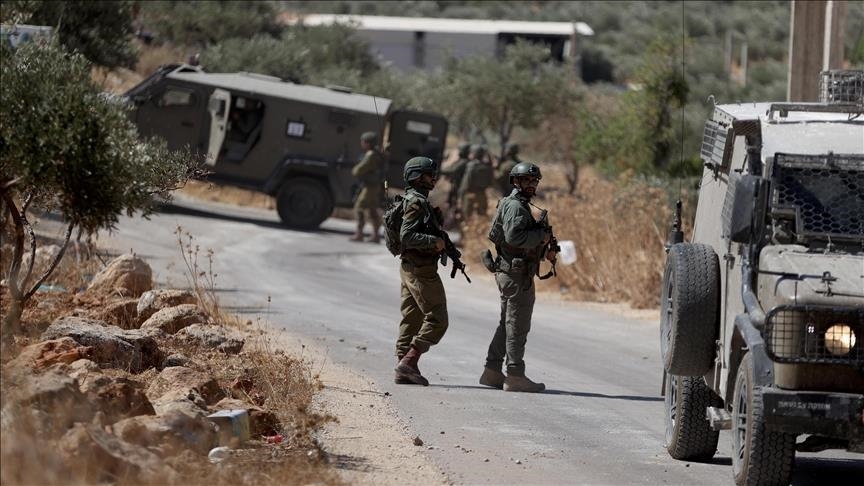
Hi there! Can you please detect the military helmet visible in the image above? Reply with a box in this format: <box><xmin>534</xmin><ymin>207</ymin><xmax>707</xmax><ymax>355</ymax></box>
<box><xmin>505</xmin><ymin>143</ymin><xmax>520</xmax><ymax>156</ymax></box>
<box><xmin>470</xmin><ymin>144</ymin><xmax>487</xmax><ymax>158</ymax></box>
<box><xmin>509</xmin><ymin>162</ymin><xmax>542</xmax><ymax>183</ymax></box>
<box><xmin>457</xmin><ymin>142</ymin><xmax>471</xmax><ymax>158</ymax></box>
<box><xmin>360</xmin><ymin>131</ymin><xmax>378</xmax><ymax>145</ymax></box>
<box><xmin>403</xmin><ymin>156</ymin><xmax>438</xmax><ymax>183</ymax></box>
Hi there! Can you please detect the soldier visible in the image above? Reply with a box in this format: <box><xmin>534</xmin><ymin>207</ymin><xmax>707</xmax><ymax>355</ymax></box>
<box><xmin>394</xmin><ymin>156</ymin><xmax>449</xmax><ymax>386</ymax></box>
<box><xmin>440</xmin><ymin>142</ymin><xmax>471</xmax><ymax>213</ymax></box>
<box><xmin>479</xmin><ymin>162</ymin><xmax>556</xmax><ymax>393</ymax></box>
<box><xmin>459</xmin><ymin>144</ymin><xmax>494</xmax><ymax>218</ymax></box>
<box><xmin>496</xmin><ymin>143</ymin><xmax>522</xmax><ymax>197</ymax></box>
<box><xmin>350</xmin><ymin>131</ymin><xmax>385</xmax><ymax>243</ymax></box>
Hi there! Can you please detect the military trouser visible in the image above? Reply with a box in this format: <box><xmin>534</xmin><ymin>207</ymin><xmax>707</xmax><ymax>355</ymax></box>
<box><xmin>355</xmin><ymin>186</ymin><xmax>381</xmax><ymax>227</ymax></box>
<box><xmin>485</xmin><ymin>268</ymin><xmax>536</xmax><ymax>375</ymax></box>
<box><xmin>397</xmin><ymin>260</ymin><xmax>449</xmax><ymax>358</ymax></box>
<box><xmin>461</xmin><ymin>191</ymin><xmax>487</xmax><ymax>218</ymax></box>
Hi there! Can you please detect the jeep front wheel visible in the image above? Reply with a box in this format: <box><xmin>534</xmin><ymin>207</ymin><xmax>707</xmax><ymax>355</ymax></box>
<box><xmin>660</xmin><ymin>243</ymin><xmax>719</xmax><ymax>376</ymax></box>
<box><xmin>732</xmin><ymin>353</ymin><xmax>795</xmax><ymax>486</ymax></box>
<box><xmin>664</xmin><ymin>373</ymin><xmax>721</xmax><ymax>460</ymax></box>
<box><xmin>276</xmin><ymin>177</ymin><xmax>334</xmax><ymax>230</ymax></box>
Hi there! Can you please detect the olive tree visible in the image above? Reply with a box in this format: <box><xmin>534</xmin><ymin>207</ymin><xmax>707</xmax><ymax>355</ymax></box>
<box><xmin>429</xmin><ymin>41</ymin><xmax>579</xmax><ymax>158</ymax></box>
<box><xmin>0</xmin><ymin>41</ymin><xmax>200</xmax><ymax>336</ymax></box>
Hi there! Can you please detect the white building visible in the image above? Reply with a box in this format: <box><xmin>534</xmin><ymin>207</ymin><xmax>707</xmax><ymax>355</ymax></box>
<box><xmin>294</xmin><ymin>14</ymin><xmax>594</xmax><ymax>72</ymax></box>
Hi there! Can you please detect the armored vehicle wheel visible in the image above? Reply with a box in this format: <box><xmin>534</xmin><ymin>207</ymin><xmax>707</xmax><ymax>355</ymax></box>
<box><xmin>732</xmin><ymin>353</ymin><xmax>795</xmax><ymax>486</ymax></box>
<box><xmin>664</xmin><ymin>373</ymin><xmax>721</xmax><ymax>460</ymax></box>
<box><xmin>276</xmin><ymin>177</ymin><xmax>334</xmax><ymax>230</ymax></box>
<box><xmin>660</xmin><ymin>243</ymin><xmax>719</xmax><ymax>376</ymax></box>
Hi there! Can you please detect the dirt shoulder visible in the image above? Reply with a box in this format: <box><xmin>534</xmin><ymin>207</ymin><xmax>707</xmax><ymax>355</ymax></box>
<box><xmin>268</xmin><ymin>332</ymin><xmax>447</xmax><ymax>485</ymax></box>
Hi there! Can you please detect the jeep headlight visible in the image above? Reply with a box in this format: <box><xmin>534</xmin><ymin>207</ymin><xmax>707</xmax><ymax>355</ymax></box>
<box><xmin>824</xmin><ymin>324</ymin><xmax>857</xmax><ymax>356</ymax></box>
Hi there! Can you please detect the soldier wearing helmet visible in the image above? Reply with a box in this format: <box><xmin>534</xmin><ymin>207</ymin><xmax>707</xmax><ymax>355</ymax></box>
<box><xmin>495</xmin><ymin>143</ymin><xmax>522</xmax><ymax>197</ymax></box>
<box><xmin>440</xmin><ymin>142</ymin><xmax>471</xmax><ymax>215</ymax></box>
<box><xmin>394</xmin><ymin>157</ymin><xmax>449</xmax><ymax>386</ymax></box>
<box><xmin>479</xmin><ymin>161</ymin><xmax>555</xmax><ymax>393</ymax></box>
<box><xmin>350</xmin><ymin>131</ymin><xmax>385</xmax><ymax>243</ymax></box>
<box><xmin>459</xmin><ymin>144</ymin><xmax>494</xmax><ymax>217</ymax></box>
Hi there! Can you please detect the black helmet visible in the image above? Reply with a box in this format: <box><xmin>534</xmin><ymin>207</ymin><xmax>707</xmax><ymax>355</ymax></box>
<box><xmin>403</xmin><ymin>156</ymin><xmax>438</xmax><ymax>183</ymax></box>
<box><xmin>457</xmin><ymin>142</ymin><xmax>471</xmax><ymax>158</ymax></box>
<box><xmin>360</xmin><ymin>131</ymin><xmax>378</xmax><ymax>145</ymax></box>
<box><xmin>470</xmin><ymin>144</ymin><xmax>487</xmax><ymax>158</ymax></box>
<box><xmin>509</xmin><ymin>162</ymin><xmax>542</xmax><ymax>183</ymax></box>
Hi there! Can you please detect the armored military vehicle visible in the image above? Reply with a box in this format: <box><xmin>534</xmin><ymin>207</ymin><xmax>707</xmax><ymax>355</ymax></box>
<box><xmin>125</xmin><ymin>64</ymin><xmax>447</xmax><ymax>229</ymax></box>
<box><xmin>660</xmin><ymin>70</ymin><xmax>863</xmax><ymax>485</ymax></box>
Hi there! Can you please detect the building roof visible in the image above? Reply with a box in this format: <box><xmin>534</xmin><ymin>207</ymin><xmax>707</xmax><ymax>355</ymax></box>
<box><xmin>166</xmin><ymin>70</ymin><xmax>392</xmax><ymax>115</ymax></box>
<box><xmin>296</xmin><ymin>14</ymin><xmax>594</xmax><ymax>37</ymax></box>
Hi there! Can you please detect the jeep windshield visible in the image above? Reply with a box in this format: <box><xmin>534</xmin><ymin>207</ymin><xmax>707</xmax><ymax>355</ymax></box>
<box><xmin>768</xmin><ymin>153</ymin><xmax>864</xmax><ymax>244</ymax></box>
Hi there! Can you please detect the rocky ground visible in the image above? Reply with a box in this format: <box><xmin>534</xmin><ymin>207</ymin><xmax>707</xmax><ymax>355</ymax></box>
<box><xmin>0</xmin><ymin>252</ymin><xmax>337</xmax><ymax>484</ymax></box>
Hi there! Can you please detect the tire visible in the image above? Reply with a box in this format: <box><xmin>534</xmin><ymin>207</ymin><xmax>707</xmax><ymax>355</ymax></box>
<box><xmin>276</xmin><ymin>177</ymin><xmax>334</xmax><ymax>230</ymax></box>
<box><xmin>664</xmin><ymin>373</ymin><xmax>721</xmax><ymax>460</ymax></box>
<box><xmin>732</xmin><ymin>353</ymin><xmax>796</xmax><ymax>486</ymax></box>
<box><xmin>660</xmin><ymin>243</ymin><xmax>719</xmax><ymax>376</ymax></box>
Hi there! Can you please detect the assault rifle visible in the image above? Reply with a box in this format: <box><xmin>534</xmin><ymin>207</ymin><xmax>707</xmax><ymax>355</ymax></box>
<box><xmin>536</xmin><ymin>209</ymin><xmax>561</xmax><ymax>280</ymax></box>
<box><xmin>433</xmin><ymin>207</ymin><xmax>471</xmax><ymax>283</ymax></box>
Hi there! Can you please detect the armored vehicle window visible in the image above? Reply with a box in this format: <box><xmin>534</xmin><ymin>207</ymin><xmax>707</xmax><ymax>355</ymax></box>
<box><xmin>158</xmin><ymin>88</ymin><xmax>196</xmax><ymax>107</ymax></box>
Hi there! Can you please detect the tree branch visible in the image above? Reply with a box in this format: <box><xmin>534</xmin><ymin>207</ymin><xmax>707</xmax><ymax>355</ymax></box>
<box><xmin>20</xmin><ymin>194</ymin><xmax>37</xmax><ymax>289</ymax></box>
<box><xmin>24</xmin><ymin>222</ymin><xmax>74</xmax><ymax>300</ymax></box>
<box><xmin>1</xmin><ymin>191</ymin><xmax>25</xmax><ymax>300</ymax></box>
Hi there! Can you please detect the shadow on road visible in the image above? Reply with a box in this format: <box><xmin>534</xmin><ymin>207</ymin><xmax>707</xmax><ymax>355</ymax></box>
<box><xmin>544</xmin><ymin>388</ymin><xmax>664</xmax><ymax>402</ymax></box>
<box><xmin>157</xmin><ymin>202</ymin><xmax>355</xmax><ymax>236</ymax></box>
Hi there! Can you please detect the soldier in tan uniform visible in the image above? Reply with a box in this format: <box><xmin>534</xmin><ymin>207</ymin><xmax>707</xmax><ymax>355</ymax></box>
<box><xmin>350</xmin><ymin>132</ymin><xmax>385</xmax><ymax>243</ymax></box>
<box><xmin>394</xmin><ymin>157</ymin><xmax>449</xmax><ymax>386</ymax></box>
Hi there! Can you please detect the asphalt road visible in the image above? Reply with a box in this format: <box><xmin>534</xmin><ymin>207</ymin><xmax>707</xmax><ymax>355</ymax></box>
<box><xmin>105</xmin><ymin>196</ymin><xmax>863</xmax><ymax>485</ymax></box>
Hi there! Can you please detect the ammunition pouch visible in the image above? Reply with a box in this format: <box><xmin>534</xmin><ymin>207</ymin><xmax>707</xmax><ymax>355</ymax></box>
<box><xmin>481</xmin><ymin>249</ymin><xmax>496</xmax><ymax>273</ymax></box>
<box><xmin>497</xmin><ymin>257</ymin><xmax>533</xmax><ymax>275</ymax></box>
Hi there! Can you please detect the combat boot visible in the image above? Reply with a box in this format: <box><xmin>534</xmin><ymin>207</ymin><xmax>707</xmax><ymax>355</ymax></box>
<box><xmin>368</xmin><ymin>225</ymin><xmax>381</xmax><ymax>244</ymax></box>
<box><xmin>479</xmin><ymin>367</ymin><xmax>505</xmax><ymax>389</ymax></box>
<box><xmin>394</xmin><ymin>346</ymin><xmax>429</xmax><ymax>386</ymax></box>
<box><xmin>503</xmin><ymin>372</ymin><xmax>545</xmax><ymax>393</ymax></box>
<box><xmin>394</xmin><ymin>356</ymin><xmax>414</xmax><ymax>384</ymax></box>
<box><xmin>349</xmin><ymin>232</ymin><xmax>364</xmax><ymax>242</ymax></box>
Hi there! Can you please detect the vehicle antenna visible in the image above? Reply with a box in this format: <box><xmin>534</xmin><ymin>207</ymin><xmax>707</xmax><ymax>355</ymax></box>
<box><xmin>371</xmin><ymin>94</ymin><xmax>391</xmax><ymax>202</ymax></box>
<box><xmin>667</xmin><ymin>0</ymin><xmax>687</xmax><ymax>249</ymax></box>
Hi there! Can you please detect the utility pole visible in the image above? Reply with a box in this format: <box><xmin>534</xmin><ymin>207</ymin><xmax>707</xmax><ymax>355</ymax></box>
<box><xmin>787</xmin><ymin>0</ymin><xmax>848</xmax><ymax>101</ymax></box>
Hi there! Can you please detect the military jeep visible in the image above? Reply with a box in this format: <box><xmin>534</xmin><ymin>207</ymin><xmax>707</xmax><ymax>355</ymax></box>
<box><xmin>660</xmin><ymin>70</ymin><xmax>864</xmax><ymax>485</ymax></box>
<box><xmin>125</xmin><ymin>64</ymin><xmax>447</xmax><ymax>229</ymax></box>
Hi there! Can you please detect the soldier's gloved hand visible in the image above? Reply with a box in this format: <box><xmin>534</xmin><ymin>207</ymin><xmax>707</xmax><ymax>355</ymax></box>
<box><xmin>546</xmin><ymin>250</ymin><xmax>558</xmax><ymax>262</ymax></box>
<box><xmin>434</xmin><ymin>238</ymin><xmax>446</xmax><ymax>252</ymax></box>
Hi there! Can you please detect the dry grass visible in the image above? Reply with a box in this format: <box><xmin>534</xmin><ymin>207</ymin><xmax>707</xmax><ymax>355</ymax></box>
<box><xmin>460</xmin><ymin>164</ymin><xmax>694</xmax><ymax>309</ymax></box>
<box><xmin>179</xmin><ymin>180</ymin><xmax>275</xmax><ymax>211</ymax></box>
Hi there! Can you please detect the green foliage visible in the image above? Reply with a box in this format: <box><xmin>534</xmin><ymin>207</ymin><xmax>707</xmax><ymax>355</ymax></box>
<box><xmin>201</xmin><ymin>24</ymin><xmax>378</xmax><ymax>84</ymax></box>
<box><xmin>0</xmin><ymin>41</ymin><xmax>198</xmax><ymax>234</ymax></box>
<box><xmin>139</xmin><ymin>1</ymin><xmax>284</xmax><ymax>47</ymax></box>
<box><xmin>426</xmin><ymin>41</ymin><xmax>579</xmax><ymax>156</ymax></box>
<box><xmin>12</xmin><ymin>0</ymin><xmax>138</xmax><ymax>68</ymax></box>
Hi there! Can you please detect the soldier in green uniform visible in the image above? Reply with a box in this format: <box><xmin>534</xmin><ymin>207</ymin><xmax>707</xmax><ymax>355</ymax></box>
<box><xmin>459</xmin><ymin>144</ymin><xmax>494</xmax><ymax>218</ymax></box>
<box><xmin>350</xmin><ymin>132</ymin><xmax>385</xmax><ymax>243</ymax></box>
<box><xmin>394</xmin><ymin>156</ymin><xmax>449</xmax><ymax>386</ymax></box>
<box><xmin>479</xmin><ymin>162</ymin><xmax>556</xmax><ymax>393</ymax></box>
<box><xmin>495</xmin><ymin>143</ymin><xmax>521</xmax><ymax>197</ymax></box>
<box><xmin>440</xmin><ymin>142</ymin><xmax>471</xmax><ymax>215</ymax></box>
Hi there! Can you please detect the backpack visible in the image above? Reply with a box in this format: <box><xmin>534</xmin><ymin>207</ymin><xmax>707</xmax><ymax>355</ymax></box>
<box><xmin>383</xmin><ymin>195</ymin><xmax>405</xmax><ymax>256</ymax></box>
<box><xmin>466</xmin><ymin>161</ymin><xmax>494</xmax><ymax>191</ymax></box>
